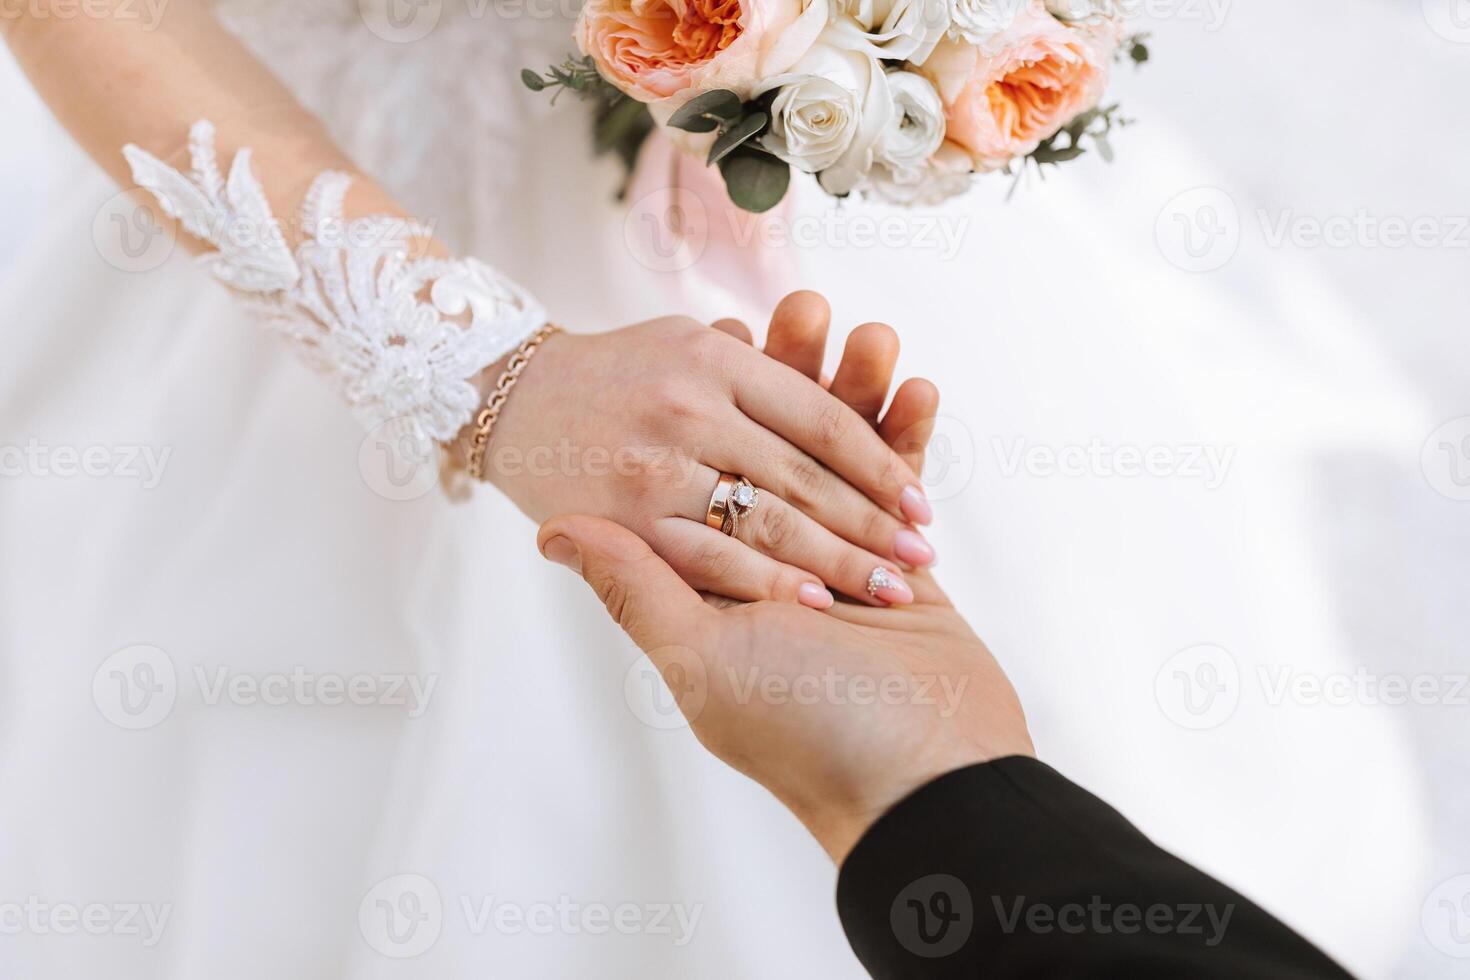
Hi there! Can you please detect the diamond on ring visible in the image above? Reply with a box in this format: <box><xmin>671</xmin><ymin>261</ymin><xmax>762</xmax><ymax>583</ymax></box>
<box><xmin>725</xmin><ymin>477</ymin><xmax>759</xmax><ymax>536</ymax></box>
<box><xmin>866</xmin><ymin>567</ymin><xmax>897</xmax><ymax>598</ymax></box>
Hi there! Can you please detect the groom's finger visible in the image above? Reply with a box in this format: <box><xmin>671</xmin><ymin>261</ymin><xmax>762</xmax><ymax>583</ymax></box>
<box><xmin>764</xmin><ymin>290</ymin><xmax>830</xmax><ymax>381</ymax></box>
<box><xmin>829</xmin><ymin>322</ymin><xmax>900</xmax><ymax>425</ymax></box>
<box><xmin>879</xmin><ymin>377</ymin><xmax>939</xmax><ymax>476</ymax></box>
<box><xmin>538</xmin><ymin>515</ymin><xmax>713</xmax><ymax>653</ymax></box>
<box><xmin>711</xmin><ymin>318</ymin><xmax>753</xmax><ymax>344</ymax></box>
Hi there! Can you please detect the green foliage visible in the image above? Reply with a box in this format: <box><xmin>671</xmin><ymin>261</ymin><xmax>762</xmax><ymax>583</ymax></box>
<box><xmin>1009</xmin><ymin>103</ymin><xmax>1133</xmax><ymax>198</ymax></box>
<box><xmin>524</xmin><ymin>55</ymin><xmax>655</xmax><ymax>197</ymax></box>
<box><xmin>521</xmin><ymin>55</ymin><xmax>608</xmax><ymax>105</ymax></box>
<box><xmin>1124</xmin><ymin>32</ymin><xmax>1151</xmax><ymax>65</ymax></box>
<box><xmin>665</xmin><ymin>88</ymin><xmax>790</xmax><ymax>212</ymax></box>
<box><xmin>667</xmin><ymin>90</ymin><xmax>744</xmax><ymax>133</ymax></box>
<box><xmin>707</xmin><ymin>112</ymin><xmax>769</xmax><ymax>166</ymax></box>
<box><xmin>719</xmin><ymin>149</ymin><xmax>790</xmax><ymax>213</ymax></box>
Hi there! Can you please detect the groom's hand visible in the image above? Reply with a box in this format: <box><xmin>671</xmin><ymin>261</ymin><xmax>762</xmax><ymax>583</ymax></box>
<box><xmin>537</xmin><ymin>515</ymin><xmax>1034</xmax><ymax>863</ymax></box>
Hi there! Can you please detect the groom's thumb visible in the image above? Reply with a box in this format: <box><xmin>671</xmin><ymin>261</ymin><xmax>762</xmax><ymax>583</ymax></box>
<box><xmin>537</xmin><ymin>516</ymin><xmax>710</xmax><ymax>653</ymax></box>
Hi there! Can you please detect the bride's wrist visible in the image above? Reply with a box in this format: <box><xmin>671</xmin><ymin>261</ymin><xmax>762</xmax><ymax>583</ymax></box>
<box><xmin>446</xmin><ymin>326</ymin><xmax>568</xmax><ymax>488</ymax></box>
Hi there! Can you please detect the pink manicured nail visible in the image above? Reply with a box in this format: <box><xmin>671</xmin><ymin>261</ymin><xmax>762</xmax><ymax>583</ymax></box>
<box><xmin>866</xmin><ymin>567</ymin><xmax>914</xmax><ymax>605</ymax></box>
<box><xmin>900</xmin><ymin>485</ymin><xmax>933</xmax><ymax>526</ymax></box>
<box><xmin>894</xmin><ymin>529</ymin><xmax>936</xmax><ymax>568</ymax></box>
<box><xmin>541</xmin><ymin>535</ymin><xmax>580</xmax><ymax>571</ymax></box>
<box><xmin>798</xmin><ymin>583</ymin><xmax>834</xmax><ymax>610</ymax></box>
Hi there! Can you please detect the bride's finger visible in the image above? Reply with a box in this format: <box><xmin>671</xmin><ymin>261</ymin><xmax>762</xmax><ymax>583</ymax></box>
<box><xmin>828</xmin><ymin>322</ymin><xmax>900</xmax><ymax>425</ymax></box>
<box><xmin>711</xmin><ymin>318</ymin><xmax>753</xmax><ymax>344</ymax></box>
<box><xmin>825</xmin><ymin>567</ymin><xmax>952</xmax><ymax>616</ymax></box>
<box><xmin>731</xmin><ymin>346</ymin><xmax>931</xmax><ymax>526</ymax></box>
<box><xmin>706</xmin><ymin>407</ymin><xmax>936</xmax><ymax>571</ymax></box>
<box><xmin>646</xmin><ymin>517</ymin><xmax>834</xmax><ymax>609</ymax></box>
<box><xmin>879</xmin><ymin>377</ymin><xmax>939</xmax><ymax>476</ymax></box>
<box><xmin>762</xmin><ymin>290</ymin><xmax>830</xmax><ymax>382</ymax></box>
<box><xmin>722</xmin><ymin>485</ymin><xmax>914</xmax><ymax>606</ymax></box>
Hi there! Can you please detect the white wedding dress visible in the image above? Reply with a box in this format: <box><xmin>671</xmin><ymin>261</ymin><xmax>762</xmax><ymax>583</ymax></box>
<box><xmin>0</xmin><ymin>1</ymin><xmax>1432</xmax><ymax>976</ymax></box>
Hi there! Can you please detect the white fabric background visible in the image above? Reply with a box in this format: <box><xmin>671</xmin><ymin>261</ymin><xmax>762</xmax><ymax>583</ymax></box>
<box><xmin>0</xmin><ymin>1</ymin><xmax>1467</xmax><ymax>977</ymax></box>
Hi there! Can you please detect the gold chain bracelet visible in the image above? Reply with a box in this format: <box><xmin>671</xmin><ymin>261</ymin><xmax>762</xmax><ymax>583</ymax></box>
<box><xmin>466</xmin><ymin>323</ymin><xmax>560</xmax><ymax>481</ymax></box>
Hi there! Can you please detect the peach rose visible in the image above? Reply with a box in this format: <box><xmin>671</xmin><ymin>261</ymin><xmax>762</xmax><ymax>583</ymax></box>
<box><xmin>576</xmin><ymin>0</ymin><xmax>830</xmax><ymax>104</ymax></box>
<box><xmin>920</xmin><ymin>2</ymin><xmax>1115</xmax><ymax>171</ymax></box>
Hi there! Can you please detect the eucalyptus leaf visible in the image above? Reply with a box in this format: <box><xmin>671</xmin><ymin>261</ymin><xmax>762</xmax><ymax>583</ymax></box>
<box><xmin>1032</xmin><ymin>145</ymin><xmax>1086</xmax><ymax>165</ymax></box>
<box><xmin>521</xmin><ymin>69</ymin><xmax>546</xmax><ymax>92</ymax></box>
<box><xmin>1094</xmin><ymin>135</ymin><xmax>1114</xmax><ymax>163</ymax></box>
<box><xmin>706</xmin><ymin>112</ymin><xmax>769</xmax><ymax>166</ymax></box>
<box><xmin>668</xmin><ymin>90</ymin><xmax>743</xmax><ymax>132</ymax></box>
<box><xmin>596</xmin><ymin>95</ymin><xmax>653</xmax><ymax>154</ymax></box>
<box><xmin>719</xmin><ymin>149</ymin><xmax>790</xmax><ymax>213</ymax></box>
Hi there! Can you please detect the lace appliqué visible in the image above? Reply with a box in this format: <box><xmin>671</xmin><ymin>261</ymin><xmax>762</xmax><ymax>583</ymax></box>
<box><xmin>122</xmin><ymin>120</ymin><xmax>546</xmax><ymax>445</ymax></box>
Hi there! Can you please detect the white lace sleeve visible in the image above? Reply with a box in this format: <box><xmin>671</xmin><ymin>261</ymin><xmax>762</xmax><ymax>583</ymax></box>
<box><xmin>122</xmin><ymin>120</ymin><xmax>546</xmax><ymax>445</ymax></box>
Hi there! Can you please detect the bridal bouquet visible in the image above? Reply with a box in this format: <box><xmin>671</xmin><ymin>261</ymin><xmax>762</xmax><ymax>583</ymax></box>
<box><xmin>524</xmin><ymin>0</ymin><xmax>1147</xmax><ymax>211</ymax></box>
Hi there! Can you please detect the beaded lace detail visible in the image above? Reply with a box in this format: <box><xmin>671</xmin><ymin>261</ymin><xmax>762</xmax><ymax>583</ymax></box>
<box><xmin>123</xmin><ymin>120</ymin><xmax>546</xmax><ymax>444</ymax></box>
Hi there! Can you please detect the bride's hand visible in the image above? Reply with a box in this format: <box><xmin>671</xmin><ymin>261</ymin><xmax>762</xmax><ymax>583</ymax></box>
<box><xmin>716</xmin><ymin>290</ymin><xmax>940</xmax><ymax>479</ymax></box>
<box><xmin>483</xmin><ymin>297</ymin><xmax>934</xmax><ymax>607</ymax></box>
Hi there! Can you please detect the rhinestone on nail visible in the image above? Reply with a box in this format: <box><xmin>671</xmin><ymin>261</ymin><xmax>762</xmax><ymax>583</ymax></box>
<box><xmin>866</xmin><ymin>567</ymin><xmax>897</xmax><ymax>598</ymax></box>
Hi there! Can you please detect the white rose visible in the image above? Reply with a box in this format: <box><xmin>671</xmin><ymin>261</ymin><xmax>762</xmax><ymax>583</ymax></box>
<box><xmin>947</xmin><ymin>0</ymin><xmax>1030</xmax><ymax>50</ymax></box>
<box><xmin>757</xmin><ymin>42</ymin><xmax>892</xmax><ymax>196</ymax></box>
<box><xmin>829</xmin><ymin>0</ymin><xmax>950</xmax><ymax>62</ymax></box>
<box><xmin>863</xmin><ymin>141</ymin><xmax>973</xmax><ymax>206</ymax></box>
<box><xmin>875</xmin><ymin>70</ymin><xmax>945</xmax><ymax>175</ymax></box>
<box><xmin>1044</xmin><ymin>0</ymin><xmax>1122</xmax><ymax>22</ymax></box>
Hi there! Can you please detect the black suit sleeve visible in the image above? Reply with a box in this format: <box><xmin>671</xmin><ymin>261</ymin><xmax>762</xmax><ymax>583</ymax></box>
<box><xmin>835</xmin><ymin>756</ymin><xmax>1353</xmax><ymax>979</ymax></box>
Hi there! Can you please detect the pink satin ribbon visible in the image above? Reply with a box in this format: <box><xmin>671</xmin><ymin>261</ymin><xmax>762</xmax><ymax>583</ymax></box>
<box><xmin>624</xmin><ymin>129</ymin><xmax>801</xmax><ymax>327</ymax></box>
